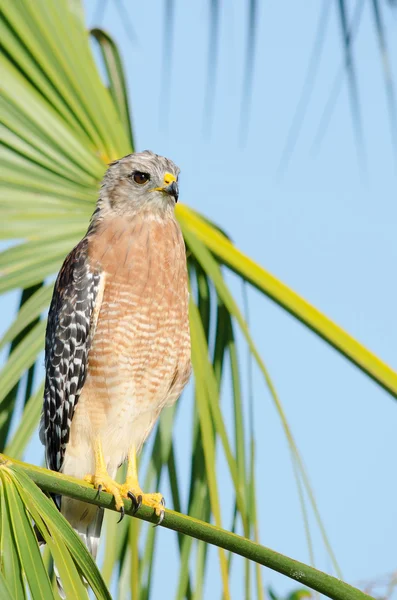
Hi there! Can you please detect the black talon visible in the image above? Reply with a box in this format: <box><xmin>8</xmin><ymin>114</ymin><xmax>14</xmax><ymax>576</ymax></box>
<box><xmin>153</xmin><ymin>509</ymin><xmax>165</xmax><ymax>528</ymax></box>
<box><xmin>117</xmin><ymin>505</ymin><xmax>125</xmax><ymax>523</ymax></box>
<box><xmin>95</xmin><ymin>484</ymin><xmax>103</xmax><ymax>499</ymax></box>
<box><xmin>127</xmin><ymin>491</ymin><xmax>142</xmax><ymax>514</ymax></box>
<box><xmin>153</xmin><ymin>498</ymin><xmax>165</xmax><ymax>528</ymax></box>
<box><xmin>127</xmin><ymin>490</ymin><xmax>136</xmax><ymax>504</ymax></box>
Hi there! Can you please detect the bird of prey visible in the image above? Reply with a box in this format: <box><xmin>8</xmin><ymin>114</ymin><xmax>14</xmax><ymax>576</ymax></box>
<box><xmin>39</xmin><ymin>151</ymin><xmax>191</xmax><ymax>563</ymax></box>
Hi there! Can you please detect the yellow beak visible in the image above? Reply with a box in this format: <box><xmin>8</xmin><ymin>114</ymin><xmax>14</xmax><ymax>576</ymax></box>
<box><xmin>150</xmin><ymin>172</ymin><xmax>179</xmax><ymax>202</ymax></box>
<box><xmin>163</xmin><ymin>172</ymin><xmax>176</xmax><ymax>186</ymax></box>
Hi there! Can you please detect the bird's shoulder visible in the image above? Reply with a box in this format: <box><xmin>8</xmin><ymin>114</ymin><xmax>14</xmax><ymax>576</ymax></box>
<box><xmin>46</xmin><ymin>237</ymin><xmax>102</xmax><ymax>346</ymax></box>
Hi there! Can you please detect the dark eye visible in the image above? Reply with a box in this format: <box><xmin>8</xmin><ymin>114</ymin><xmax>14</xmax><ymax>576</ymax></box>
<box><xmin>132</xmin><ymin>171</ymin><xmax>150</xmax><ymax>184</ymax></box>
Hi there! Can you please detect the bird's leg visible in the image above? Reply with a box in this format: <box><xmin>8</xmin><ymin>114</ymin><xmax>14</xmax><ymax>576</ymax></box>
<box><xmin>119</xmin><ymin>445</ymin><xmax>165</xmax><ymax>524</ymax></box>
<box><xmin>84</xmin><ymin>437</ymin><xmax>124</xmax><ymax>513</ymax></box>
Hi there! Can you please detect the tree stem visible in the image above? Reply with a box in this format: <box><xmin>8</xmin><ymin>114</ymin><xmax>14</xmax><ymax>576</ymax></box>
<box><xmin>1</xmin><ymin>454</ymin><xmax>371</xmax><ymax>600</ymax></box>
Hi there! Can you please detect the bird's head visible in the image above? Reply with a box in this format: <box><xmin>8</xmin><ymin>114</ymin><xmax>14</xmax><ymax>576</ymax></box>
<box><xmin>100</xmin><ymin>150</ymin><xmax>180</xmax><ymax>215</ymax></box>
<box><xmin>99</xmin><ymin>151</ymin><xmax>180</xmax><ymax>217</ymax></box>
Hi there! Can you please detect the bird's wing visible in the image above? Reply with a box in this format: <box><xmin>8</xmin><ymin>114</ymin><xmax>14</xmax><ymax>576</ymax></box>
<box><xmin>40</xmin><ymin>238</ymin><xmax>103</xmax><ymax>472</ymax></box>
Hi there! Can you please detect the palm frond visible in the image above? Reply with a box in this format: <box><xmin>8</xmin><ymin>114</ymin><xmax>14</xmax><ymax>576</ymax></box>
<box><xmin>0</xmin><ymin>456</ymin><xmax>370</xmax><ymax>600</ymax></box>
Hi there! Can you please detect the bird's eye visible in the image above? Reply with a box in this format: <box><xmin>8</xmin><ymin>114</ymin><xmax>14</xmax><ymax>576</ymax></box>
<box><xmin>132</xmin><ymin>171</ymin><xmax>150</xmax><ymax>184</ymax></box>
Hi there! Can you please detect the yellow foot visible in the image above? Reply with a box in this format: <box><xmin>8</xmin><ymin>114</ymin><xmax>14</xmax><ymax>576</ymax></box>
<box><xmin>84</xmin><ymin>470</ymin><xmax>125</xmax><ymax>516</ymax></box>
<box><xmin>119</xmin><ymin>478</ymin><xmax>165</xmax><ymax>525</ymax></box>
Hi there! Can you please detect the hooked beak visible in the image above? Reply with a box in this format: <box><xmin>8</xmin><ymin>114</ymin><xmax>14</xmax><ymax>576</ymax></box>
<box><xmin>164</xmin><ymin>180</ymin><xmax>179</xmax><ymax>203</ymax></box>
<box><xmin>150</xmin><ymin>172</ymin><xmax>179</xmax><ymax>202</ymax></box>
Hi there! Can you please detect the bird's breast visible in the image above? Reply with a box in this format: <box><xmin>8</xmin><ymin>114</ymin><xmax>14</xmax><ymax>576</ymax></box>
<box><xmin>84</xmin><ymin>214</ymin><xmax>191</xmax><ymax>415</ymax></box>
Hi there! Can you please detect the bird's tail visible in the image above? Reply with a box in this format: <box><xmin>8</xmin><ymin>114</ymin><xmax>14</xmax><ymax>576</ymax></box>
<box><xmin>55</xmin><ymin>496</ymin><xmax>104</xmax><ymax>598</ymax></box>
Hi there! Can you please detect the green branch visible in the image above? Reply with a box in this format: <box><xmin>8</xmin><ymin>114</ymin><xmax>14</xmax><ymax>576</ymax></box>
<box><xmin>1</xmin><ymin>455</ymin><xmax>370</xmax><ymax>600</ymax></box>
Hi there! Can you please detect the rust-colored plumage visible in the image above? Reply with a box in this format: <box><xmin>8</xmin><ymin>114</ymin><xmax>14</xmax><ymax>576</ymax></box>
<box><xmin>40</xmin><ymin>151</ymin><xmax>191</xmax><ymax>576</ymax></box>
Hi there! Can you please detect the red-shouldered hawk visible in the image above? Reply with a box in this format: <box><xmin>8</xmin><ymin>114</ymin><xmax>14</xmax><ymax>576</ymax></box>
<box><xmin>39</xmin><ymin>151</ymin><xmax>191</xmax><ymax>567</ymax></box>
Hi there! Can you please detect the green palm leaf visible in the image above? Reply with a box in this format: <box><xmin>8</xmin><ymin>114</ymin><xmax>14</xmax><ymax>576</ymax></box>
<box><xmin>0</xmin><ymin>458</ymin><xmax>112</xmax><ymax>599</ymax></box>
<box><xmin>178</xmin><ymin>204</ymin><xmax>397</xmax><ymax>398</ymax></box>
<box><xmin>4</xmin><ymin>480</ymin><xmax>54</xmax><ymax>600</ymax></box>
<box><xmin>0</xmin><ymin>457</ymin><xmax>372</xmax><ymax>600</ymax></box>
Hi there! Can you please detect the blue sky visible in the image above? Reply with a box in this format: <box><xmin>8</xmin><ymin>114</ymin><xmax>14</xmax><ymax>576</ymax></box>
<box><xmin>2</xmin><ymin>0</ymin><xmax>397</xmax><ymax>598</ymax></box>
<box><xmin>88</xmin><ymin>1</ymin><xmax>397</xmax><ymax>596</ymax></box>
